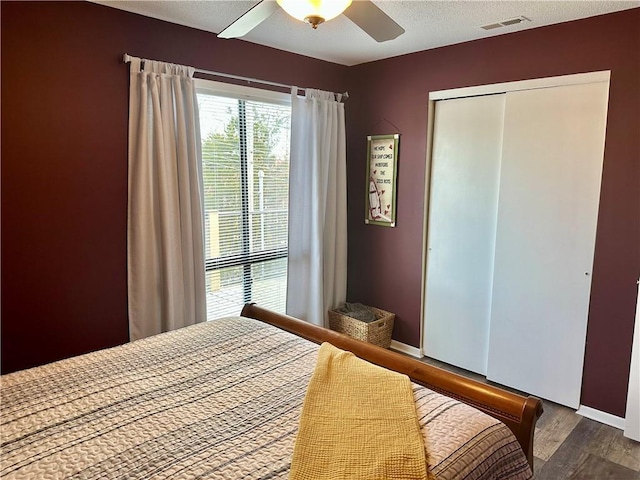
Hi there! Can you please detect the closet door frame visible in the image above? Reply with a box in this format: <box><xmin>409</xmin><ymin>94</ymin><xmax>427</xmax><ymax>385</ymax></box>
<box><xmin>419</xmin><ymin>70</ymin><xmax>610</xmax><ymax>354</ymax></box>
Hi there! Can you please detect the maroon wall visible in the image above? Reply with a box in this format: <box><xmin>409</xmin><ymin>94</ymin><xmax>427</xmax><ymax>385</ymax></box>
<box><xmin>345</xmin><ymin>9</ymin><xmax>640</xmax><ymax>417</ymax></box>
<box><xmin>1</xmin><ymin>1</ymin><xmax>348</xmax><ymax>374</ymax></box>
<box><xmin>2</xmin><ymin>1</ymin><xmax>638</xmax><ymax>418</ymax></box>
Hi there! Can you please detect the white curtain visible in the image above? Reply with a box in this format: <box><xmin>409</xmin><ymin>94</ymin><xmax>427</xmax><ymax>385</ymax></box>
<box><xmin>127</xmin><ymin>57</ymin><xmax>206</xmax><ymax>341</ymax></box>
<box><xmin>287</xmin><ymin>88</ymin><xmax>348</xmax><ymax>327</ymax></box>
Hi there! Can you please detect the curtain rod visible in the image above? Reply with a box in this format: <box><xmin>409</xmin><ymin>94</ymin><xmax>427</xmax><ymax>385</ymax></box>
<box><xmin>122</xmin><ymin>54</ymin><xmax>348</xmax><ymax>99</ymax></box>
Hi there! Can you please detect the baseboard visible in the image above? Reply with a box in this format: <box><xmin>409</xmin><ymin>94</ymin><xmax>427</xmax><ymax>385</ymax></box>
<box><xmin>390</xmin><ymin>340</ymin><xmax>422</xmax><ymax>358</ymax></box>
<box><xmin>576</xmin><ymin>405</ymin><xmax>625</xmax><ymax>430</ymax></box>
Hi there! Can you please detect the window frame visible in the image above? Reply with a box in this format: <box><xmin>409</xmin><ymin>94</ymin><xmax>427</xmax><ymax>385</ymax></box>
<box><xmin>195</xmin><ymin>79</ymin><xmax>291</xmax><ymax>306</ymax></box>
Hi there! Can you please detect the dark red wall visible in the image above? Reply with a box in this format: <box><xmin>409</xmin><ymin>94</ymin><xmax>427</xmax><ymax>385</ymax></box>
<box><xmin>2</xmin><ymin>1</ymin><xmax>638</xmax><ymax>418</ymax></box>
<box><xmin>345</xmin><ymin>9</ymin><xmax>640</xmax><ymax>417</ymax></box>
<box><xmin>1</xmin><ymin>1</ymin><xmax>348</xmax><ymax>374</ymax></box>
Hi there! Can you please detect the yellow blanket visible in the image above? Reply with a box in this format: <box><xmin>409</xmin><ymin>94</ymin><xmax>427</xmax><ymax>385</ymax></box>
<box><xmin>289</xmin><ymin>343</ymin><xmax>431</xmax><ymax>480</ymax></box>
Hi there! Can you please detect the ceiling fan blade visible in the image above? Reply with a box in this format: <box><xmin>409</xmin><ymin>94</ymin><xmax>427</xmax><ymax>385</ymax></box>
<box><xmin>344</xmin><ymin>1</ymin><xmax>405</xmax><ymax>43</ymax></box>
<box><xmin>218</xmin><ymin>1</ymin><xmax>279</xmax><ymax>39</ymax></box>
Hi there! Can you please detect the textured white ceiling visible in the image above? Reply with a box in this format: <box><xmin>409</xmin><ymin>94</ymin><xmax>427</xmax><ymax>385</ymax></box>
<box><xmin>91</xmin><ymin>0</ymin><xmax>639</xmax><ymax>66</ymax></box>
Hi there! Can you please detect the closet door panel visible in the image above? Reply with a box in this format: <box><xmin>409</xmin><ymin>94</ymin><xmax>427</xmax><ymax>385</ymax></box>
<box><xmin>423</xmin><ymin>94</ymin><xmax>505</xmax><ymax>375</ymax></box>
<box><xmin>487</xmin><ymin>82</ymin><xmax>609</xmax><ymax>407</ymax></box>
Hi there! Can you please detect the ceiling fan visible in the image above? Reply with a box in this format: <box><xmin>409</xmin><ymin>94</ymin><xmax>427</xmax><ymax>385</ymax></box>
<box><xmin>218</xmin><ymin>0</ymin><xmax>405</xmax><ymax>43</ymax></box>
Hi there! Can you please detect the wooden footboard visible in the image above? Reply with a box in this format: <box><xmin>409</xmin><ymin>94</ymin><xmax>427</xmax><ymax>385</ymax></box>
<box><xmin>241</xmin><ymin>303</ymin><xmax>543</xmax><ymax>468</ymax></box>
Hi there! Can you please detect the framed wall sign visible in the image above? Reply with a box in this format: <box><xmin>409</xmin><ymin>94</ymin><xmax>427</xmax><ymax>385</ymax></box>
<box><xmin>365</xmin><ymin>134</ymin><xmax>399</xmax><ymax>227</ymax></box>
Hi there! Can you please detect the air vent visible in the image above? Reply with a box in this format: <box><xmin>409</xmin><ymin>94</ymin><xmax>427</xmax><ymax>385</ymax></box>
<box><xmin>481</xmin><ymin>16</ymin><xmax>531</xmax><ymax>31</ymax></box>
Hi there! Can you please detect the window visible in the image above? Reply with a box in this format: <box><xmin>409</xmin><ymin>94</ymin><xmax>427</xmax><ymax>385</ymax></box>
<box><xmin>196</xmin><ymin>80</ymin><xmax>291</xmax><ymax>319</ymax></box>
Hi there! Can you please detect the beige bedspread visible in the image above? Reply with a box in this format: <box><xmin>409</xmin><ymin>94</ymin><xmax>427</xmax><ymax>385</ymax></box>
<box><xmin>1</xmin><ymin>316</ymin><xmax>532</xmax><ymax>479</ymax></box>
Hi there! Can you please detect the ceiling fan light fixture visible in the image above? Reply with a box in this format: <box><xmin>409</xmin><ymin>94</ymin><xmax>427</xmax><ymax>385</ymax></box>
<box><xmin>277</xmin><ymin>0</ymin><xmax>352</xmax><ymax>28</ymax></box>
<box><xmin>305</xmin><ymin>15</ymin><xmax>325</xmax><ymax>29</ymax></box>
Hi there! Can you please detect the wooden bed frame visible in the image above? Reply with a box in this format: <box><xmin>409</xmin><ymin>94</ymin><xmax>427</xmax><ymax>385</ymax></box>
<box><xmin>241</xmin><ymin>303</ymin><xmax>543</xmax><ymax>468</ymax></box>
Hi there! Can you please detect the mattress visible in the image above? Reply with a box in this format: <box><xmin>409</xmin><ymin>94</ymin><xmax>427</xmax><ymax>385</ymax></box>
<box><xmin>1</xmin><ymin>316</ymin><xmax>532</xmax><ymax>479</ymax></box>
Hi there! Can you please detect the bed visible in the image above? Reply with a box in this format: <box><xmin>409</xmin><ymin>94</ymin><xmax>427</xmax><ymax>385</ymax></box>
<box><xmin>1</xmin><ymin>304</ymin><xmax>543</xmax><ymax>479</ymax></box>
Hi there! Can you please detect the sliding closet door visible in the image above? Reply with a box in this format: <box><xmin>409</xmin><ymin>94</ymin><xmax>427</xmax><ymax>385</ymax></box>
<box><xmin>487</xmin><ymin>82</ymin><xmax>609</xmax><ymax>408</ymax></box>
<box><xmin>423</xmin><ymin>94</ymin><xmax>505</xmax><ymax>375</ymax></box>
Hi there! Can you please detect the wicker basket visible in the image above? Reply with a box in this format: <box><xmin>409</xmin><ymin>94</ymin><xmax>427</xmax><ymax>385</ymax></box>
<box><xmin>328</xmin><ymin>305</ymin><xmax>395</xmax><ymax>348</ymax></box>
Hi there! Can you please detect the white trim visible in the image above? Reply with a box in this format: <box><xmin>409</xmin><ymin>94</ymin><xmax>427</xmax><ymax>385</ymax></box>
<box><xmin>419</xmin><ymin>100</ymin><xmax>436</xmax><ymax>355</ymax></box>
<box><xmin>195</xmin><ymin>78</ymin><xmax>291</xmax><ymax>105</ymax></box>
<box><xmin>390</xmin><ymin>340</ymin><xmax>422</xmax><ymax>358</ymax></box>
<box><xmin>624</xmin><ymin>279</ymin><xmax>640</xmax><ymax>441</ymax></box>
<box><xmin>577</xmin><ymin>405</ymin><xmax>626</xmax><ymax>430</ymax></box>
<box><xmin>429</xmin><ymin>71</ymin><xmax>610</xmax><ymax>101</ymax></box>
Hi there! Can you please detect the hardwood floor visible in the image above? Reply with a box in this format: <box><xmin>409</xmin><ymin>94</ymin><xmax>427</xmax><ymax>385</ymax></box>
<box><xmin>533</xmin><ymin>401</ymin><xmax>639</xmax><ymax>479</ymax></box>
<box><xmin>419</xmin><ymin>356</ymin><xmax>640</xmax><ymax>479</ymax></box>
